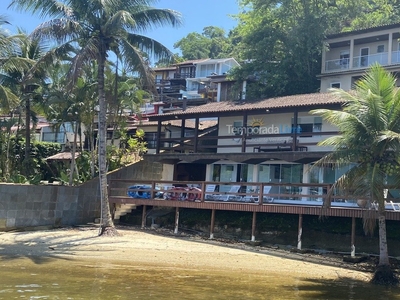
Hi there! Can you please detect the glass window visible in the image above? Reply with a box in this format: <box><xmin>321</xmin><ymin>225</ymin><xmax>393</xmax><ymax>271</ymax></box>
<box><xmin>233</xmin><ymin>121</ymin><xmax>243</xmax><ymax>135</ymax></box>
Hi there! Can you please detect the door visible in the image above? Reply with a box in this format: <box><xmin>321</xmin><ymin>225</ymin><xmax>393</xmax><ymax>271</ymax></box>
<box><xmin>339</xmin><ymin>50</ymin><xmax>350</xmax><ymax>68</ymax></box>
<box><xmin>360</xmin><ymin>48</ymin><xmax>369</xmax><ymax>67</ymax></box>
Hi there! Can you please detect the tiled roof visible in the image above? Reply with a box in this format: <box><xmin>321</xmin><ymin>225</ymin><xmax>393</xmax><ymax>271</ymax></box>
<box><xmin>153</xmin><ymin>66</ymin><xmax>175</xmax><ymax>71</ymax></box>
<box><xmin>327</xmin><ymin>22</ymin><xmax>400</xmax><ymax>39</ymax></box>
<box><xmin>174</xmin><ymin>59</ymin><xmax>208</xmax><ymax>65</ymax></box>
<box><xmin>151</xmin><ymin>93</ymin><xmax>343</xmax><ymax>118</ymax></box>
<box><xmin>46</xmin><ymin>152</ymin><xmax>80</xmax><ymax>161</ymax></box>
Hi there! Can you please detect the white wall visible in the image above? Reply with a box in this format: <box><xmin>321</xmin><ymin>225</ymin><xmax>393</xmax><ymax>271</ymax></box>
<box><xmin>217</xmin><ymin>112</ymin><xmax>336</xmax><ymax>153</ymax></box>
<box><xmin>320</xmin><ymin>74</ymin><xmax>353</xmax><ymax>92</ymax></box>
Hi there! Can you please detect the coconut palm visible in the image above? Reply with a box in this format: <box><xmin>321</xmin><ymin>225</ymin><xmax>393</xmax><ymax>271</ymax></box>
<box><xmin>0</xmin><ymin>31</ymin><xmax>49</xmax><ymax>177</ymax></box>
<box><xmin>0</xmin><ymin>16</ymin><xmax>20</xmax><ymax>114</ymax></box>
<box><xmin>9</xmin><ymin>0</ymin><xmax>182</xmax><ymax>235</ymax></box>
<box><xmin>311</xmin><ymin>64</ymin><xmax>400</xmax><ymax>285</ymax></box>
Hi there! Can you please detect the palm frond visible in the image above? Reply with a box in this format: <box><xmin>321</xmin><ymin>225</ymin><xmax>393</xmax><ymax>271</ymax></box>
<box><xmin>0</xmin><ymin>85</ymin><xmax>19</xmax><ymax>112</ymax></box>
<box><xmin>130</xmin><ymin>8</ymin><xmax>182</xmax><ymax>33</ymax></box>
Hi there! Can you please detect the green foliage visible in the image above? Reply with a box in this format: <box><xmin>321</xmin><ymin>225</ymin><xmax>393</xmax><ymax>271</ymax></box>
<box><xmin>311</xmin><ymin>64</ymin><xmax>400</xmax><ymax>211</ymax></box>
<box><xmin>0</xmin><ymin>137</ymin><xmax>61</xmax><ymax>183</ymax></box>
<box><xmin>311</xmin><ymin>64</ymin><xmax>400</xmax><ymax>268</ymax></box>
<box><xmin>174</xmin><ymin>26</ymin><xmax>233</xmax><ymax>60</ymax></box>
<box><xmin>228</xmin><ymin>0</ymin><xmax>400</xmax><ymax>99</ymax></box>
<box><xmin>107</xmin><ymin>129</ymin><xmax>148</xmax><ymax>171</ymax></box>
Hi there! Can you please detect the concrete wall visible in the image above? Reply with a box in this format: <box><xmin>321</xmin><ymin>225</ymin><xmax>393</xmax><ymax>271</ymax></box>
<box><xmin>0</xmin><ymin>160</ymin><xmax>163</xmax><ymax>231</ymax></box>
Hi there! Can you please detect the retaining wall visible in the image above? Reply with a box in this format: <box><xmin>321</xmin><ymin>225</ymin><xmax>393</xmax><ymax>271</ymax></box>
<box><xmin>0</xmin><ymin>160</ymin><xmax>163</xmax><ymax>231</ymax></box>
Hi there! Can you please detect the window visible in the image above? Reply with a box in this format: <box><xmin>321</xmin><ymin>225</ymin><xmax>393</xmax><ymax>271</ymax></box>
<box><xmin>377</xmin><ymin>45</ymin><xmax>384</xmax><ymax>53</ymax></box>
<box><xmin>339</xmin><ymin>50</ymin><xmax>350</xmax><ymax>68</ymax></box>
<box><xmin>144</xmin><ymin>132</ymin><xmax>158</xmax><ymax>149</ymax></box>
<box><xmin>292</xmin><ymin>117</ymin><xmax>322</xmax><ymax>137</ymax></box>
<box><xmin>330</xmin><ymin>82</ymin><xmax>341</xmax><ymax>88</ymax></box>
<box><xmin>233</xmin><ymin>121</ymin><xmax>243</xmax><ymax>135</ymax></box>
<box><xmin>360</xmin><ymin>48</ymin><xmax>369</xmax><ymax>67</ymax></box>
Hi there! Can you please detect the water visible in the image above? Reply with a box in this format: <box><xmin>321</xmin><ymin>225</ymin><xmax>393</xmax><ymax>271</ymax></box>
<box><xmin>1</xmin><ymin>257</ymin><xmax>400</xmax><ymax>299</ymax></box>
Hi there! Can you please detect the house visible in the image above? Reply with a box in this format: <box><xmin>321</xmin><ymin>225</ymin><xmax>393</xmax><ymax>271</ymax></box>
<box><xmin>150</xmin><ymin>58</ymin><xmax>241</xmax><ymax>113</ymax></box>
<box><xmin>320</xmin><ymin>23</ymin><xmax>400</xmax><ymax>91</ymax></box>
<box><xmin>183</xmin><ymin>58</ymin><xmax>241</xmax><ymax>101</ymax></box>
<box><xmin>145</xmin><ymin>93</ymin><xmax>356</xmax><ymax>202</ymax></box>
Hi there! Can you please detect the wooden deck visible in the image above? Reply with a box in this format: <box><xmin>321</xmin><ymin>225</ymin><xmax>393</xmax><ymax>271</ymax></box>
<box><xmin>109</xmin><ymin>180</ymin><xmax>400</xmax><ymax>221</ymax></box>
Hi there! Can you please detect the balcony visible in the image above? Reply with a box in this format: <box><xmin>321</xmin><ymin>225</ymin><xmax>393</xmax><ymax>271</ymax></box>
<box><xmin>173</xmin><ymin>72</ymin><xmax>196</xmax><ymax>79</ymax></box>
<box><xmin>324</xmin><ymin>58</ymin><xmax>350</xmax><ymax>72</ymax></box>
<box><xmin>353</xmin><ymin>52</ymin><xmax>388</xmax><ymax>68</ymax></box>
<box><xmin>324</xmin><ymin>52</ymin><xmax>396</xmax><ymax>73</ymax></box>
<box><xmin>153</xmin><ymin>131</ymin><xmax>336</xmax><ymax>154</ymax></box>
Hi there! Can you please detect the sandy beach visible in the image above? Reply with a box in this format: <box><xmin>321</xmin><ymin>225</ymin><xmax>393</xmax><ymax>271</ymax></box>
<box><xmin>0</xmin><ymin>225</ymin><xmax>372</xmax><ymax>283</ymax></box>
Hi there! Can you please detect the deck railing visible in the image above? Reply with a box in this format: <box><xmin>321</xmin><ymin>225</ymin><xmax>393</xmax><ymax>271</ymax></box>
<box><xmin>109</xmin><ymin>179</ymin><xmax>400</xmax><ymax>209</ymax></box>
<box><xmin>323</xmin><ymin>51</ymin><xmax>396</xmax><ymax>72</ymax></box>
<box><xmin>155</xmin><ymin>131</ymin><xmax>338</xmax><ymax>153</ymax></box>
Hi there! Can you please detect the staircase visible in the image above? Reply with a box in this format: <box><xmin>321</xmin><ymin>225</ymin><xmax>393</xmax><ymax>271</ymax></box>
<box><xmin>113</xmin><ymin>204</ymin><xmax>137</xmax><ymax>221</ymax></box>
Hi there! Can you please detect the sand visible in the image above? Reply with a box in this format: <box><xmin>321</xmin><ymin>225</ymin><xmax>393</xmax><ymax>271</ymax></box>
<box><xmin>0</xmin><ymin>226</ymin><xmax>371</xmax><ymax>282</ymax></box>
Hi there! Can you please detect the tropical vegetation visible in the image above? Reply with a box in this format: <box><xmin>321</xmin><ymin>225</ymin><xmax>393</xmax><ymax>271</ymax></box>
<box><xmin>311</xmin><ymin>64</ymin><xmax>400</xmax><ymax>285</ymax></box>
<box><xmin>1</xmin><ymin>0</ymin><xmax>182</xmax><ymax>235</ymax></box>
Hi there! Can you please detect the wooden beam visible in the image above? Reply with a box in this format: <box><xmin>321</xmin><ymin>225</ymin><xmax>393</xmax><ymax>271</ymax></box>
<box><xmin>297</xmin><ymin>214</ymin><xmax>303</xmax><ymax>250</ymax></box>
<box><xmin>194</xmin><ymin>117</ymin><xmax>199</xmax><ymax>153</ymax></box>
<box><xmin>351</xmin><ymin>217</ymin><xmax>356</xmax><ymax>257</ymax></box>
<box><xmin>210</xmin><ymin>209</ymin><xmax>216</xmax><ymax>239</ymax></box>
<box><xmin>141</xmin><ymin>205</ymin><xmax>147</xmax><ymax>229</ymax></box>
<box><xmin>174</xmin><ymin>207</ymin><xmax>180</xmax><ymax>234</ymax></box>
<box><xmin>156</xmin><ymin>121</ymin><xmax>162</xmax><ymax>154</ymax></box>
<box><xmin>251</xmin><ymin>211</ymin><xmax>257</xmax><ymax>242</ymax></box>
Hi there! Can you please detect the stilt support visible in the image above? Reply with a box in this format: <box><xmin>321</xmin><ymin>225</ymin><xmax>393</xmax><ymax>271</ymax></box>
<box><xmin>210</xmin><ymin>209</ymin><xmax>216</xmax><ymax>239</ymax></box>
<box><xmin>297</xmin><ymin>214</ymin><xmax>303</xmax><ymax>250</ymax></box>
<box><xmin>251</xmin><ymin>211</ymin><xmax>257</xmax><ymax>242</ymax></box>
<box><xmin>174</xmin><ymin>207</ymin><xmax>180</xmax><ymax>234</ymax></box>
<box><xmin>351</xmin><ymin>217</ymin><xmax>356</xmax><ymax>257</ymax></box>
<box><xmin>141</xmin><ymin>205</ymin><xmax>147</xmax><ymax>229</ymax></box>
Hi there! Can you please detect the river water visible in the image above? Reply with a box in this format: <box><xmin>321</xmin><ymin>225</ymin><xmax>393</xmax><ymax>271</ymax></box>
<box><xmin>1</xmin><ymin>257</ymin><xmax>400</xmax><ymax>299</ymax></box>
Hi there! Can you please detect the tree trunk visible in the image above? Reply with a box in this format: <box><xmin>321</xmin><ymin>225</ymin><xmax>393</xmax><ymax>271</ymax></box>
<box><xmin>97</xmin><ymin>48</ymin><xmax>118</xmax><ymax>236</ymax></box>
<box><xmin>68</xmin><ymin>122</ymin><xmax>78</xmax><ymax>186</ymax></box>
<box><xmin>24</xmin><ymin>96</ymin><xmax>31</xmax><ymax>176</ymax></box>
<box><xmin>371</xmin><ymin>208</ymin><xmax>399</xmax><ymax>285</ymax></box>
<box><xmin>378</xmin><ymin>210</ymin><xmax>389</xmax><ymax>266</ymax></box>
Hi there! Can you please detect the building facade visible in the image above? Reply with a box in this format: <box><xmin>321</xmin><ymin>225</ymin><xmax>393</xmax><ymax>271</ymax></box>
<box><xmin>320</xmin><ymin>23</ymin><xmax>400</xmax><ymax>91</ymax></box>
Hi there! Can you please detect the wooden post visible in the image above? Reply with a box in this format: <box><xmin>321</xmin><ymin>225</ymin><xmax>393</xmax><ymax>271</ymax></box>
<box><xmin>351</xmin><ymin>217</ymin><xmax>356</xmax><ymax>257</ymax></box>
<box><xmin>194</xmin><ymin>117</ymin><xmax>199</xmax><ymax>153</ymax></box>
<box><xmin>174</xmin><ymin>207</ymin><xmax>180</xmax><ymax>234</ymax></box>
<box><xmin>156</xmin><ymin>121</ymin><xmax>162</xmax><ymax>154</ymax></box>
<box><xmin>297</xmin><ymin>214</ymin><xmax>303</xmax><ymax>250</ymax></box>
<box><xmin>141</xmin><ymin>205</ymin><xmax>147</xmax><ymax>229</ymax></box>
<box><xmin>210</xmin><ymin>209</ymin><xmax>216</xmax><ymax>239</ymax></box>
<box><xmin>241</xmin><ymin>113</ymin><xmax>248</xmax><ymax>153</ymax></box>
<box><xmin>251</xmin><ymin>211</ymin><xmax>257</xmax><ymax>242</ymax></box>
<box><xmin>293</xmin><ymin>110</ymin><xmax>298</xmax><ymax>150</ymax></box>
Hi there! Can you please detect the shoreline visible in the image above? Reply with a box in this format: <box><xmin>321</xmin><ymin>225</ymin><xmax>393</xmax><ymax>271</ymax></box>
<box><xmin>0</xmin><ymin>225</ymin><xmax>375</xmax><ymax>282</ymax></box>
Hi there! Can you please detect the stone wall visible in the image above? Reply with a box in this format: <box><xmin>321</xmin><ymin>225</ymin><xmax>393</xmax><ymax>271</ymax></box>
<box><xmin>0</xmin><ymin>160</ymin><xmax>164</xmax><ymax>231</ymax></box>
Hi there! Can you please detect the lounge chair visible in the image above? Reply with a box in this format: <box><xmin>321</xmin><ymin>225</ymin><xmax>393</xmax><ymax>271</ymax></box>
<box><xmin>205</xmin><ymin>184</ymin><xmax>217</xmax><ymax>200</ymax></box>
<box><xmin>261</xmin><ymin>185</ymin><xmax>274</xmax><ymax>203</ymax></box>
<box><xmin>215</xmin><ymin>185</ymin><xmax>242</xmax><ymax>202</ymax></box>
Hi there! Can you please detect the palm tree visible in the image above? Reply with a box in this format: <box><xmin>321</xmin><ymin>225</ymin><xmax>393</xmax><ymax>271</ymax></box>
<box><xmin>0</xmin><ymin>16</ymin><xmax>20</xmax><ymax>115</ymax></box>
<box><xmin>311</xmin><ymin>64</ymin><xmax>400</xmax><ymax>285</ymax></box>
<box><xmin>0</xmin><ymin>31</ymin><xmax>49</xmax><ymax>177</ymax></box>
<box><xmin>9</xmin><ymin>0</ymin><xmax>182</xmax><ymax>235</ymax></box>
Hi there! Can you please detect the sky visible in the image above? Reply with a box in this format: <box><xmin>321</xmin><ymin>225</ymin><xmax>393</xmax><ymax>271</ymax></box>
<box><xmin>0</xmin><ymin>0</ymin><xmax>240</xmax><ymax>54</ymax></box>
